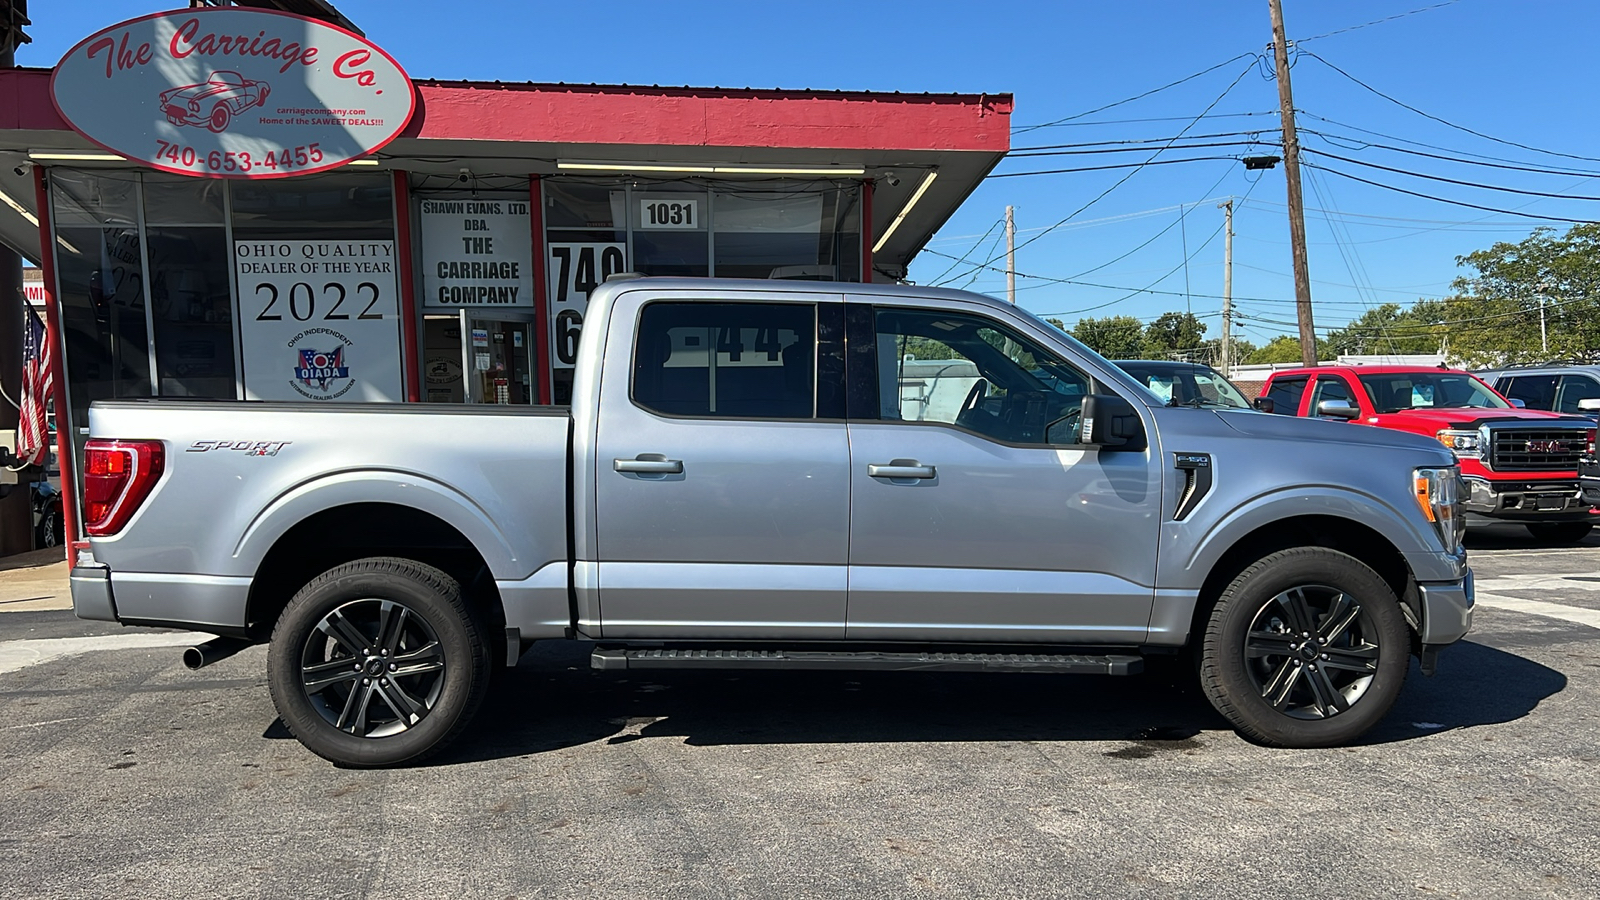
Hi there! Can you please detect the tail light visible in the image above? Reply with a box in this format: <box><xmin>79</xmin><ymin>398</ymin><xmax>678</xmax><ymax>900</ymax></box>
<box><xmin>83</xmin><ymin>439</ymin><xmax>165</xmax><ymax>537</ymax></box>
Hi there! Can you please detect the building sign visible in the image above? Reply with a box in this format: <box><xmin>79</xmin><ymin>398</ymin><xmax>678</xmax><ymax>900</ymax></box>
<box><xmin>51</xmin><ymin>8</ymin><xmax>414</xmax><ymax>178</ymax></box>
<box><xmin>548</xmin><ymin>242</ymin><xmax>626</xmax><ymax>377</ymax></box>
<box><xmin>419</xmin><ymin>198</ymin><xmax>533</xmax><ymax>309</ymax></box>
<box><xmin>235</xmin><ymin>240</ymin><xmax>404</xmax><ymax>401</ymax></box>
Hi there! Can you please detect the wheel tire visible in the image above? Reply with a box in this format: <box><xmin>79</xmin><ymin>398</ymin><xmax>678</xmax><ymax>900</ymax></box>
<box><xmin>267</xmin><ymin>557</ymin><xmax>489</xmax><ymax>767</ymax></box>
<box><xmin>1198</xmin><ymin>547</ymin><xmax>1410</xmax><ymax>748</ymax></box>
<box><xmin>36</xmin><ymin>506</ymin><xmax>61</xmax><ymax>549</ymax></box>
<box><xmin>1525</xmin><ymin>522</ymin><xmax>1593</xmax><ymax>545</ymax></box>
<box><xmin>208</xmin><ymin>103</ymin><xmax>231</xmax><ymax>133</ymax></box>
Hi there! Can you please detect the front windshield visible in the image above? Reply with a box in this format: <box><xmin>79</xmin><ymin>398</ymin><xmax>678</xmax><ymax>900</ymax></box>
<box><xmin>1357</xmin><ymin>371</ymin><xmax>1510</xmax><ymax>412</ymax></box>
<box><xmin>1117</xmin><ymin>363</ymin><xmax>1253</xmax><ymax>409</ymax></box>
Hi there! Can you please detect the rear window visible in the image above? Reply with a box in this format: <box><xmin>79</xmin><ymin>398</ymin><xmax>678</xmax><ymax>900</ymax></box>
<box><xmin>631</xmin><ymin>302</ymin><xmax>816</xmax><ymax>419</ymax></box>
<box><xmin>1265</xmin><ymin>376</ymin><xmax>1308</xmax><ymax>415</ymax></box>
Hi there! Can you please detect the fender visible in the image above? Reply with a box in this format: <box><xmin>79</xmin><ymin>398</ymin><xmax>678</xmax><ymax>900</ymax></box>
<box><xmin>231</xmin><ymin>468</ymin><xmax>531</xmax><ymax>580</ymax></box>
<box><xmin>1173</xmin><ymin>484</ymin><xmax>1438</xmax><ymax>589</ymax></box>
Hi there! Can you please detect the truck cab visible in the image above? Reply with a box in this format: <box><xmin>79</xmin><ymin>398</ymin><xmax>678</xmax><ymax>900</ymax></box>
<box><xmin>1259</xmin><ymin>365</ymin><xmax>1597</xmax><ymax>543</ymax></box>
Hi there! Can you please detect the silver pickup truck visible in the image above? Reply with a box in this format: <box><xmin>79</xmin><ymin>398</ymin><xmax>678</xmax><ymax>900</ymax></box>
<box><xmin>71</xmin><ymin>277</ymin><xmax>1473</xmax><ymax>766</ymax></box>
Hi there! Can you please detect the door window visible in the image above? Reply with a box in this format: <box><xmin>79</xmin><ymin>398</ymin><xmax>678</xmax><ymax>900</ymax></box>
<box><xmin>632</xmin><ymin>302</ymin><xmax>815</xmax><ymax>419</ymax></box>
<box><xmin>1308</xmin><ymin>375</ymin><xmax>1355</xmax><ymax>414</ymax></box>
<box><xmin>1265</xmin><ymin>377</ymin><xmax>1309</xmax><ymax>415</ymax></box>
<box><xmin>1556</xmin><ymin>375</ymin><xmax>1600</xmax><ymax>414</ymax></box>
<box><xmin>872</xmin><ymin>308</ymin><xmax>1091</xmax><ymax>445</ymax></box>
<box><xmin>1502</xmin><ymin>374</ymin><xmax>1557</xmax><ymax>411</ymax></box>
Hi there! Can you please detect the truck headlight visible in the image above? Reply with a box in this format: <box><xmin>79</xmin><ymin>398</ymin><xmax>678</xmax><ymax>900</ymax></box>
<box><xmin>1436</xmin><ymin>429</ymin><xmax>1481</xmax><ymax>458</ymax></box>
<box><xmin>1414</xmin><ymin>466</ymin><xmax>1465</xmax><ymax>555</ymax></box>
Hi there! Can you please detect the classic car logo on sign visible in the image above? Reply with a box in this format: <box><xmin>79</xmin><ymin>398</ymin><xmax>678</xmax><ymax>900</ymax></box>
<box><xmin>1526</xmin><ymin>440</ymin><xmax>1567</xmax><ymax>453</ymax></box>
<box><xmin>51</xmin><ymin>9</ymin><xmax>414</xmax><ymax>178</ymax></box>
<box><xmin>160</xmin><ymin>71</ymin><xmax>271</xmax><ymax>132</ymax></box>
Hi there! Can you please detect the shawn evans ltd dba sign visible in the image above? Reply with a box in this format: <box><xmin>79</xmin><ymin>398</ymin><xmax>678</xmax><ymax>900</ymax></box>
<box><xmin>51</xmin><ymin>8</ymin><xmax>414</xmax><ymax>178</ymax></box>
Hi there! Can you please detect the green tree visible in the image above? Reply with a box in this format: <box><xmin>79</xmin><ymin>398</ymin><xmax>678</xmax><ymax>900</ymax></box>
<box><xmin>1326</xmin><ymin>301</ymin><xmax>1446</xmax><ymax>356</ymax></box>
<box><xmin>1071</xmin><ymin>314</ymin><xmax>1145</xmax><ymax>359</ymax></box>
<box><xmin>1248</xmin><ymin>335</ymin><xmax>1333</xmax><ymax>365</ymax></box>
<box><xmin>1443</xmin><ymin>224</ymin><xmax>1600</xmax><ymax>365</ymax></box>
<box><xmin>1140</xmin><ymin>312</ymin><xmax>1207</xmax><ymax>360</ymax></box>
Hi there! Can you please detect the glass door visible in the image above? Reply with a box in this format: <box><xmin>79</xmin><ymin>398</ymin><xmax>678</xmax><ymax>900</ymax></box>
<box><xmin>464</xmin><ymin>314</ymin><xmax>535</xmax><ymax>404</ymax></box>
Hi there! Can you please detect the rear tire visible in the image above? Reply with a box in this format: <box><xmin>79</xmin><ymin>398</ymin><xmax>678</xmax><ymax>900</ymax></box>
<box><xmin>1199</xmin><ymin>547</ymin><xmax>1410</xmax><ymax>748</ymax></box>
<box><xmin>267</xmin><ymin>557</ymin><xmax>489</xmax><ymax>767</ymax></box>
<box><xmin>1525</xmin><ymin>522</ymin><xmax>1593</xmax><ymax>544</ymax></box>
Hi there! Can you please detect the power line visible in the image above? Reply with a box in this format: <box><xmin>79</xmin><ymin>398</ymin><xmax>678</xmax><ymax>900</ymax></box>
<box><xmin>1061</xmin><ymin>162</ymin><xmax>1242</xmax><ymax>282</ymax></box>
<box><xmin>1298</xmin><ymin>0</ymin><xmax>1465</xmax><ymax>42</ymax></box>
<box><xmin>1008</xmin><ymin>139</ymin><xmax>1269</xmax><ymax>158</ymax></box>
<box><xmin>987</xmin><ymin>156</ymin><xmax>1243</xmax><ymax>180</ymax></box>
<box><xmin>1013</xmin><ymin>112</ymin><xmax>1281</xmax><ymax>130</ymax></box>
<box><xmin>1303</xmin><ymin>147</ymin><xmax>1600</xmax><ymax>201</ymax></box>
<box><xmin>1295</xmin><ymin>111</ymin><xmax>1600</xmax><ymax>173</ymax></box>
<box><xmin>1303</xmin><ymin>161</ymin><xmax>1600</xmax><ymax>223</ymax></box>
<box><xmin>1300</xmin><ymin>128</ymin><xmax>1600</xmax><ymax>179</ymax></box>
<box><xmin>1012</xmin><ymin>53</ymin><xmax>1259</xmax><ymax>134</ymax></box>
<box><xmin>1299</xmin><ymin>49</ymin><xmax>1600</xmax><ymax>164</ymax></box>
<box><xmin>926</xmin><ymin>217</ymin><xmax>1004</xmax><ymax>284</ymax></box>
<box><xmin>1011</xmin><ymin>130</ymin><xmax>1275</xmax><ymax>153</ymax></box>
<box><xmin>942</xmin><ymin>60</ymin><xmax>1261</xmax><ymax>284</ymax></box>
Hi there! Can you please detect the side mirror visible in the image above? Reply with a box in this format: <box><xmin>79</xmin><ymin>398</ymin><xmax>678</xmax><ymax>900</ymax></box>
<box><xmin>1578</xmin><ymin>398</ymin><xmax>1600</xmax><ymax>412</ymax></box>
<box><xmin>1252</xmin><ymin>396</ymin><xmax>1275</xmax><ymax>414</ymax></box>
<box><xmin>1509</xmin><ymin>398</ymin><xmax>1527</xmax><ymax>408</ymax></box>
<box><xmin>1080</xmin><ymin>394</ymin><xmax>1145</xmax><ymax>450</ymax></box>
<box><xmin>1316</xmin><ymin>399</ymin><xmax>1361</xmax><ymax>419</ymax></box>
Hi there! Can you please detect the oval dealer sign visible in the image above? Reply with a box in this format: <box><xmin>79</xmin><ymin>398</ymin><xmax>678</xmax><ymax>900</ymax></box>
<box><xmin>51</xmin><ymin>8</ymin><xmax>414</xmax><ymax>178</ymax></box>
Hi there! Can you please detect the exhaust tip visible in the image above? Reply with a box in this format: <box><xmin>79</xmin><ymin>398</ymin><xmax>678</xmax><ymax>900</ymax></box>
<box><xmin>183</xmin><ymin>637</ymin><xmax>250</xmax><ymax>670</ymax></box>
<box><xmin>182</xmin><ymin>645</ymin><xmax>207</xmax><ymax>670</ymax></box>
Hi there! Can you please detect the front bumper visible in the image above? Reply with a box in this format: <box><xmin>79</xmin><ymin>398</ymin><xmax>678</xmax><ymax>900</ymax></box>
<box><xmin>1417</xmin><ymin>570</ymin><xmax>1473</xmax><ymax>646</ymax></box>
<box><xmin>1581</xmin><ymin>459</ymin><xmax>1600</xmax><ymax>506</ymax></box>
<box><xmin>1461</xmin><ymin>476</ymin><xmax>1590</xmax><ymax>521</ymax></box>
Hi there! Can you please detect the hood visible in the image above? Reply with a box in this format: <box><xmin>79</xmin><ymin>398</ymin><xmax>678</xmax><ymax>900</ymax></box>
<box><xmin>1371</xmin><ymin>407</ymin><xmax>1584</xmax><ymax>432</ymax></box>
<box><xmin>1215</xmin><ymin>408</ymin><xmax>1452</xmax><ymax>459</ymax></box>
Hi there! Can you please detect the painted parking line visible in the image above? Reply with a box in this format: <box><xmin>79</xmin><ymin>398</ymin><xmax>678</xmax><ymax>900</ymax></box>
<box><xmin>1473</xmin><ymin>592</ymin><xmax>1600</xmax><ymax>631</ymax></box>
<box><xmin>1474</xmin><ymin>574</ymin><xmax>1600</xmax><ymax>593</ymax></box>
<box><xmin>0</xmin><ymin>632</ymin><xmax>211</xmax><ymax>676</ymax></box>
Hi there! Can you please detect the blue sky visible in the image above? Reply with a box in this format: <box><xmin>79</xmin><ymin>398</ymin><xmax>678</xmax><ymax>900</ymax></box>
<box><xmin>25</xmin><ymin>1</ymin><xmax>1600</xmax><ymax>344</ymax></box>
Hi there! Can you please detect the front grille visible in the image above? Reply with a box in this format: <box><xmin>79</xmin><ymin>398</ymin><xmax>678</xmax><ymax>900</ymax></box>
<box><xmin>1489</xmin><ymin>428</ymin><xmax>1588</xmax><ymax>471</ymax></box>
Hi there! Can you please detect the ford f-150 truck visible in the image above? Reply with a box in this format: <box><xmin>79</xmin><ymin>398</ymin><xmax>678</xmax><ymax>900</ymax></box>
<box><xmin>71</xmin><ymin>278</ymin><xmax>1473</xmax><ymax>766</ymax></box>
<box><xmin>1260</xmin><ymin>365</ymin><xmax>1597</xmax><ymax>544</ymax></box>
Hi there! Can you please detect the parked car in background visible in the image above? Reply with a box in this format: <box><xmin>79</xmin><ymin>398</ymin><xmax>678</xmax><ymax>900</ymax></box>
<box><xmin>1475</xmin><ymin>365</ymin><xmax>1600</xmax><ymax>518</ymax></box>
<box><xmin>1112</xmin><ymin>360</ymin><xmax>1255</xmax><ymax>410</ymax></box>
<box><xmin>1259</xmin><ymin>365</ymin><xmax>1597</xmax><ymax>544</ymax></box>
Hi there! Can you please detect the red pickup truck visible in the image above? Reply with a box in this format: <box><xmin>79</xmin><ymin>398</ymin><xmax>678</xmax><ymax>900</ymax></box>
<box><xmin>1260</xmin><ymin>365</ymin><xmax>1597</xmax><ymax>544</ymax></box>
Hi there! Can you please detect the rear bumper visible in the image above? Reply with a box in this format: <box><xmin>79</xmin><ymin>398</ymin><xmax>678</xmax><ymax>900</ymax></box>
<box><xmin>1461</xmin><ymin>475</ymin><xmax>1590</xmax><ymax>521</ymax></box>
<box><xmin>1417</xmin><ymin>570</ymin><xmax>1473</xmax><ymax>646</ymax></box>
<box><xmin>70</xmin><ymin>565</ymin><xmax>118</xmax><ymax>622</ymax></box>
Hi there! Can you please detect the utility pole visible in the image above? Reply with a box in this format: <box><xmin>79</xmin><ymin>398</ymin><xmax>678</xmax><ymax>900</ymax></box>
<box><xmin>1539</xmin><ymin>296</ymin><xmax>1548</xmax><ymax>354</ymax></box>
<box><xmin>1218</xmin><ymin>198</ymin><xmax>1234</xmax><ymax>377</ymax></box>
<box><xmin>1268</xmin><ymin>0</ymin><xmax>1318</xmax><ymax>367</ymax></box>
<box><xmin>1005</xmin><ymin>205</ymin><xmax>1016</xmax><ymax>304</ymax></box>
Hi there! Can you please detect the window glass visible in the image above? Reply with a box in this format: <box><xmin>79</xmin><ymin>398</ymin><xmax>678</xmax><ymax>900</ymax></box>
<box><xmin>712</xmin><ymin>182</ymin><xmax>860</xmax><ymax>281</ymax></box>
<box><xmin>230</xmin><ymin>172</ymin><xmax>393</xmax><ymax>238</ymax></box>
<box><xmin>141</xmin><ymin>176</ymin><xmax>225</xmax><ymax>225</ymax></box>
<box><xmin>1503</xmin><ymin>374</ymin><xmax>1557</xmax><ymax>411</ymax></box>
<box><xmin>1356</xmin><ymin>372</ymin><xmax>1509</xmax><ymax>412</ymax></box>
<box><xmin>874</xmin><ymin>308</ymin><xmax>1090</xmax><ymax>445</ymax></box>
<box><xmin>633</xmin><ymin>302</ymin><xmax>815</xmax><ymax>419</ymax></box>
<box><xmin>1265</xmin><ymin>377</ymin><xmax>1308</xmax><ymax>415</ymax></box>
<box><xmin>1309</xmin><ymin>375</ymin><xmax>1354</xmax><ymax>413</ymax></box>
<box><xmin>147</xmin><ymin>226</ymin><xmax>235</xmax><ymax>397</ymax></box>
<box><xmin>632</xmin><ymin>186</ymin><xmax>708</xmax><ymax>277</ymax></box>
<box><xmin>1557</xmin><ymin>375</ymin><xmax>1600</xmax><ymax>414</ymax></box>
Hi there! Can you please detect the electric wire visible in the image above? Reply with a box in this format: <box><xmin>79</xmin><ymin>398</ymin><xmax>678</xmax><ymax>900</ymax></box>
<box><xmin>1297</xmin><ymin>0</ymin><xmax>1465</xmax><ymax>42</ymax></box>
<box><xmin>1296</xmin><ymin>112</ymin><xmax>1600</xmax><ymax>173</ymax></box>
<box><xmin>1303</xmin><ymin>161</ymin><xmax>1599</xmax><ymax>224</ymax></box>
<box><xmin>926</xmin><ymin>217</ymin><xmax>1004</xmax><ymax>284</ymax></box>
<box><xmin>1300</xmin><ymin>128</ymin><xmax>1600</xmax><ymax>179</ymax></box>
<box><xmin>1303</xmin><ymin>147</ymin><xmax>1600</xmax><ymax>201</ymax></box>
<box><xmin>1012</xmin><ymin>53</ymin><xmax>1259</xmax><ymax>134</ymax></box>
<box><xmin>987</xmin><ymin>156</ymin><xmax>1244</xmax><ymax>179</ymax></box>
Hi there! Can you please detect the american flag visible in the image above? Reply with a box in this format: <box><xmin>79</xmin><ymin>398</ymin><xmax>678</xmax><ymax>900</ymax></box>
<box><xmin>18</xmin><ymin>304</ymin><xmax>52</xmax><ymax>467</ymax></box>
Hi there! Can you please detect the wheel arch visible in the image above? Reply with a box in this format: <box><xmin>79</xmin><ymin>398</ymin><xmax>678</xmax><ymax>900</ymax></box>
<box><xmin>244</xmin><ymin>501</ymin><xmax>505</xmax><ymax>644</ymax></box>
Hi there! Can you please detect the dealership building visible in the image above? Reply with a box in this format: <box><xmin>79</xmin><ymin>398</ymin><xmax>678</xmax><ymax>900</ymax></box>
<box><xmin>0</xmin><ymin>1</ymin><xmax>1010</xmax><ymax>542</ymax></box>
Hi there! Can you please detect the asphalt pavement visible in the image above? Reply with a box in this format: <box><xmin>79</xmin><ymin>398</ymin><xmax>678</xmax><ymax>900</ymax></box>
<box><xmin>1</xmin><ymin>526</ymin><xmax>1597</xmax><ymax>899</ymax></box>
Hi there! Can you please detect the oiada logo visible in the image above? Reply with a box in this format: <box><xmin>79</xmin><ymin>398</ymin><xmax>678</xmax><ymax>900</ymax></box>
<box><xmin>288</xmin><ymin>327</ymin><xmax>355</xmax><ymax>399</ymax></box>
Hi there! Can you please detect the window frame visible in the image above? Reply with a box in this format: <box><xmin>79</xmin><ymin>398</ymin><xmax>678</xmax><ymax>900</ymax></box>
<box><xmin>626</xmin><ymin>298</ymin><xmax>840</xmax><ymax>423</ymax></box>
<box><xmin>1266</xmin><ymin>376</ymin><xmax>1311</xmax><ymax>416</ymax></box>
<box><xmin>853</xmin><ymin>303</ymin><xmax>1106</xmax><ymax>450</ymax></box>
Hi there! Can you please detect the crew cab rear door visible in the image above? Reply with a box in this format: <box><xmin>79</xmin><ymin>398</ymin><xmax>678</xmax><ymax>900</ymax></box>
<box><xmin>591</xmin><ymin>289</ymin><xmax>850</xmax><ymax>639</ymax></box>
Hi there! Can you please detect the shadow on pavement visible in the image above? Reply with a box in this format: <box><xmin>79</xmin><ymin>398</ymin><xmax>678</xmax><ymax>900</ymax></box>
<box><xmin>1466</xmin><ymin>521</ymin><xmax>1600</xmax><ymax>551</ymax></box>
<box><xmin>381</xmin><ymin>637</ymin><xmax>1566</xmax><ymax>765</ymax></box>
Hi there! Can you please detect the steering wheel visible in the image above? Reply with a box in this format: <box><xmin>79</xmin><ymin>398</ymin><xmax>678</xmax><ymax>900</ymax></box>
<box><xmin>962</xmin><ymin>378</ymin><xmax>989</xmax><ymax>413</ymax></box>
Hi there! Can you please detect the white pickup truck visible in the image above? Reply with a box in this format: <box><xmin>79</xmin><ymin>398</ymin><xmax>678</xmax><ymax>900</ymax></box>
<box><xmin>71</xmin><ymin>277</ymin><xmax>1473</xmax><ymax>766</ymax></box>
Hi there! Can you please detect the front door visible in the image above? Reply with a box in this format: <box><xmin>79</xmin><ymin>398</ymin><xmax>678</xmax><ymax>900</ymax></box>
<box><xmin>464</xmin><ymin>316</ymin><xmax>535</xmax><ymax>404</ymax></box>
<box><xmin>845</xmin><ymin>303</ymin><xmax>1162</xmax><ymax>644</ymax></box>
<box><xmin>593</xmin><ymin>293</ymin><xmax>850</xmax><ymax>639</ymax></box>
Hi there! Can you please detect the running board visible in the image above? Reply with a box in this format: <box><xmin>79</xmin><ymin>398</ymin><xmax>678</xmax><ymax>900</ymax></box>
<box><xmin>590</xmin><ymin>648</ymin><xmax>1142</xmax><ymax>675</ymax></box>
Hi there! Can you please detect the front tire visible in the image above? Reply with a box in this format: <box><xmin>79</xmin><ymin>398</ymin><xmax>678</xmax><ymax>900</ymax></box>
<box><xmin>208</xmin><ymin>103</ymin><xmax>231</xmax><ymax>133</ymax></box>
<box><xmin>267</xmin><ymin>557</ymin><xmax>489</xmax><ymax>767</ymax></box>
<box><xmin>1199</xmin><ymin>547</ymin><xmax>1410</xmax><ymax>748</ymax></box>
<box><xmin>1525</xmin><ymin>522</ymin><xmax>1593</xmax><ymax>544</ymax></box>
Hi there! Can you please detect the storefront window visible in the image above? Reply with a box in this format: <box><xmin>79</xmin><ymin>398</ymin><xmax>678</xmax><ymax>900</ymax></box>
<box><xmin>142</xmin><ymin>176</ymin><xmax>234</xmax><ymax>398</ymax></box>
<box><xmin>50</xmin><ymin>171</ymin><xmax>151</xmax><ymax>457</ymax></box>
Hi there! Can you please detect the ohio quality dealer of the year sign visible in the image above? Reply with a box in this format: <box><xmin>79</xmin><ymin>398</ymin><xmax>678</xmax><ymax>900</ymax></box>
<box><xmin>50</xmin><ymin>8</ymin><xmax>414</xmax><ymax>178</ymax></box>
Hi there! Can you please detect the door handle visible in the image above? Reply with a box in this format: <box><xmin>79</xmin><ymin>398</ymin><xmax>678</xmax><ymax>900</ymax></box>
<box><xmin>614</xmin><ymin>456</ymin><xmax>683</xmax><ymax>474</ymax></box>
<box><xmin>868</xmin><ymin>462</ymin><xmax>936</xmax><ymax>479</ymax></box>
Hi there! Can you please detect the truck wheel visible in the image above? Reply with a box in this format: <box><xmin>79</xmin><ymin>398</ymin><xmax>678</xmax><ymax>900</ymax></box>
<box><xmin>1199</xmin><ymin>547</ymin><xmax>1410</xmax><ymax>748</ymax></box>
<box><xmin>267</xmin><ymin>557</ymin><xmax>489</xmax><ymax>767</ymax></box>
<box><xmin>1525</xmin><ymin>522</ymin><xmax>1593</xmax><ymax>544</ymax></box>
